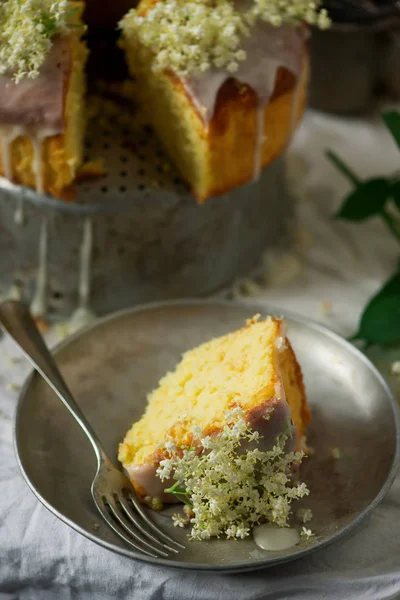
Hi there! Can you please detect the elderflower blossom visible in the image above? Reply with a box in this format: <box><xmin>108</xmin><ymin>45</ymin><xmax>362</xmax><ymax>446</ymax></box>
<box><xmin>121</xmin><ymin>0</ymin><xmax>330</xmax><ymax>77</ymax></box>
<box><xmin>301</xmin><ymin>526</ymin><xmax>314</xmax><ymax>539</ymax></box>
<box><xmin>156</xmin><ymin>408</ymin><xmax>310</xmax><ymax>541</ymax></box>
<box><xmin>122</xmin><ymin>0</ymin><xmax>251</xmax><ymax>76</ymax></box>
<box><xmin>172</xmin><ymin>514</ymin><xmax>189</xmax><ymax>528</ymax></box>
<box><xmin>0</xmin><ymin>0</ymin><xmax>70</xmax><ymax>82</ymax></box>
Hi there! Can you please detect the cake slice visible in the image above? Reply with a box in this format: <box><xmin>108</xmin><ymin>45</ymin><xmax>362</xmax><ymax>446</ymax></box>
<box><xmin>120</xmin><ymin>1</ymin><xmax>309</xmax><ymax>202</ymax></box>
<box><xmin>0</xmin><ymin>2</ymin><xmax>87</xmax><ymax>198</ymax></box>
<box><xmin>119</xmin><ymin>315</ymin><xmax>310</xmax><ymax>503</ymax></box>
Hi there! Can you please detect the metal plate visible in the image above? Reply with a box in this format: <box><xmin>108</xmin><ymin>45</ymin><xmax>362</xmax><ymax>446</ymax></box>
<box><xmin>14</xmin><ymin>300</ymin><xmax>400</xmax><ymax>572</ymax></box>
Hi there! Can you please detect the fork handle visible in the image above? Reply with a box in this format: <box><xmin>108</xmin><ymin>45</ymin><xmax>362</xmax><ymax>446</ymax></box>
<box><xmin>0</xmin><ymin>300</ymin><xmax>108</xmax><ymax>466</ymax></box>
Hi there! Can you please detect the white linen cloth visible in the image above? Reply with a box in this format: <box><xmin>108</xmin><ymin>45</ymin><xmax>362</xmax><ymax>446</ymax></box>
<box><xmin>1</xmin><ymin>109</ymin><xmax>400</xmax><ymax>599</ymax></box>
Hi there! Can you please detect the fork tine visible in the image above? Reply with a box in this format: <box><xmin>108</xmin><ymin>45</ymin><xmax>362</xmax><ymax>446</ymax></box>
<box><xmin>126</xmin><ymin>491</ymin><xmax>186</xmax><ymax>550</ymax></box>
<box><xmin>93</xmin><ymin>499</ymin><xmax>160</xmax><ymax>558</ymax></box>
<box><xmin>104</xmin><ymin>496</ymin><xmax>169</xmax><ymax>558</ymax></box>
<box><xmin>118</xmin><ymin>496</ymin><xmax>179</xmax><ymax>554</ymax></box>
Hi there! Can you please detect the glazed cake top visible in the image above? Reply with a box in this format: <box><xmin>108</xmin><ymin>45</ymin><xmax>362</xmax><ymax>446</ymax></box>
<box><xmin>0</xmin><ymin>0</ymin><xmax>329</xmax><ymax>83</ymax></box>
<box><xmin>121</xmin><ymin>0</ymin><xmax>330</xmax><ymax>78</ymax></box>
<box><xmin>0</xmin><ymin>0</ymin><xmax>72</xmax><ymax>83</ymax></box>
<box><xmin>0</xmin><ymin>39</ymin><xmax>70</xmax><ymax>129</ymax></box>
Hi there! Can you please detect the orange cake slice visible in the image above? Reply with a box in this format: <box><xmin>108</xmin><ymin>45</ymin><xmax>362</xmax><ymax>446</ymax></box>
<box><xmin>119</xmin><ymin>315</ymin><xmax>310</xmax><ymax>502</ymax></box>
<box><xmin>120</xmin><ymin>1</ymin><xmax>309</xmax><ymax>202</ymax></box>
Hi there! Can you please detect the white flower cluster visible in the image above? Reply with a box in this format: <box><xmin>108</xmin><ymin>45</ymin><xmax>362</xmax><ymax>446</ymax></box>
<box><xmin>156</xmin><ymin>407</ymin><xmax>309</xmax><ymax>541</ymax></box>
<box><xmin>0</xmin><ymin>0</ymin><xmax>69</xmax><ymax>82</ymax></box>
<box><xmin>121</xmin><ymin>0</ymin><xmax>330</xmax><ymax>77</ymax></box>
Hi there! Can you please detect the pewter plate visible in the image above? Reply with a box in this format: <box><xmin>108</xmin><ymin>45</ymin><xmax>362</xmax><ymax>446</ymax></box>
<box><xmin>14</xmin><ymin>300</ymin><xmax>400</xmax><ymax>572</ymax></box>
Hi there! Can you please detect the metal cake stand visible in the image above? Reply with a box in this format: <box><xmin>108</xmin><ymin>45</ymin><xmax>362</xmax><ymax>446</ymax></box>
<box><xmin>0</xmin><ymin>97</ymin><xmax>295</xmax><ymax>319</ymax></box>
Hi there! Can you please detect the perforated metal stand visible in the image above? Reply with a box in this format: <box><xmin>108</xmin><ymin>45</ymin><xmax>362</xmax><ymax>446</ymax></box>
<box><xmin>0</xmin><ymin>102</ymin><xmax>295</xmax><ymax>317</ymax></box>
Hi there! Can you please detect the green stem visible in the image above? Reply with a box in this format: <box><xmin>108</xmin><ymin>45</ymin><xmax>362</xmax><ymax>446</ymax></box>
<box><xmin>380</xmin><ymin>209</ymin><xmax>400</xmax><ymax>245</ymax></box>
<box><xmin>325</xmin><ymin>150</ymin><xmax>362</xmax><ymax>188</ymax></box>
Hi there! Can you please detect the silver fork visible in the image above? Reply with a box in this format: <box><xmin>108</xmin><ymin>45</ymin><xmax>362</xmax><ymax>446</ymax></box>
<box><xmin>0</xmin><ymin>299</ymin><xmax>184</xmax><ymax>559</ymax></box>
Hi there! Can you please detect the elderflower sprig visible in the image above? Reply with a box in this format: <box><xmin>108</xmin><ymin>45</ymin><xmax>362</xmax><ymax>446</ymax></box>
<box><xmin>121</xmin><ymin>0</ymin><xmax>330</xmax><ymax>77</ymax></box>
<box><xmin>157</xmin><ymin>407</ymin><xmax>309</xmax><ymax>541</ymax></box>
<box><xmin>0</xmin><ymin>0</ymin><xmax>70</xmax><ymax>82</ymax></box>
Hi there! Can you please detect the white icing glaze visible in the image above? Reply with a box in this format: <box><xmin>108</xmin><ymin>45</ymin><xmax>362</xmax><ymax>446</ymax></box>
<box><xmin>275</xmin><ymin>335</ymin><xmax>287</xmax><ymax>352</ymax></box>
<box><xmin>0</xmin><ymin>125</ymin><xmax>25</xmax><ymax>181</ymax></box>
<box><xmin>183</xmin><ymin>22</ymin><xmax>305</xmax><ymax>180</ymax></box>
<box><xmin>0</xmin><ymin>125</ymin><xmax>59</xmax><ymax>194</ymax></box>
<box><xmin>14</xmin><ymin>197</ymin><xmax>25</xmax><ymax>226</ymax></box>
<box><xmin>184</xmin><ymin>25</ymin><xmax>304</xmax><ymax>124</ymax></box>
<box><xmin>0</xmin><ymin>39</ymin><xmax>69</xmax><ymax>129</ymax></box>
<box><xmin>69</xmin><ymin>218</ymin><xmax>97</xmax><ymax>333</ymax></box>
<box><xmin>126</xmin><ymin>463</ymin><xmax>176</xmax><ymax>503</ymax></box>
<box><xmin>0</xmin><ymin>39</ymin><xmax>67</xmax><ymax>195</ymax></box>
<box><xmin>30</xmin><ymin>218</ymin><xmax>49</xmax><ymax>318</ymax></box>
<box><xmin>253</xmin><ymin>524</ymin><xmax>300</xmax><ymax>551</ymax></box>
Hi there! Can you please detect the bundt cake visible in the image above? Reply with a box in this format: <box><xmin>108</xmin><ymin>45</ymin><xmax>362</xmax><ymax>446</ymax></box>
<box><xmin>0</xmin><ymin>0</ymin><xmax>329</xmax><ymax>200</ymax></box>
<box><xmin>118</xmin><ymin>315</ymin><xmax>310</xmax><ymax>502</ymax></box>
<box><xmin>0</xmin><ymin>2</ymin><xmax>87</xmax><ymax>197</ymax></box>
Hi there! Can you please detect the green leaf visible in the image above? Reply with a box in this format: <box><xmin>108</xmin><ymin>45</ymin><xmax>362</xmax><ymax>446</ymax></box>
<box><xmin>382</xmin><ymin>111</ymin><xmax>400</xmax><ymax>150</ymax></box>
<box><xmin>390</xmin><ymin>179</ymin><xmax>400</xmax><ymax>212</ymax></box>
<box><xmin>353</xmin><ymin>272</ymin><xmax>400</xmax><ymax>345</ymax></box>
<box><xmin>375</xmin><ymin>271</ymin><xmax>400</xmax><ymax>296</ymax></box>
<box><xmin>354</xmin><ymin>295</ymin><xmax>400</xmax><ymax>345</ymax></box>
<box><xmin>335</xmin><ymin>178</ymin><xmax>390</xmax><ymax>221</ymax></box>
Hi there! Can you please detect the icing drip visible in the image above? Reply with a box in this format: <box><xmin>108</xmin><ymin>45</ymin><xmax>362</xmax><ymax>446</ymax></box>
<box><xmin>30</xmin><ymin>218</ymin><xmax>49</xmax><ymax>318</ymax></box>
<box><xmin>0</xmin><ymin>125</ymin><xmax>59</xmax><ymax>194</ymax></box>
<box><xmin>14</xmin><ymin>196</ymin><xmax>25</xmax><ymax>226</ymax></box>
<box><xmin>31</xmin><ymin>135</ymin><xmax>45</xmax><ymax>195</ymax></box>
<box><xmin>69</xmin><ymin>218</ymin><xmax>97</xmax><ymax>333</ymax></box>
<box><xmin>253</xmin><ymin>524</ymin><xmax>300</xmax><ymax>551</ymax></box>
<box><xmin>184</xmin><ymin>23</ymin><xmax>305</xmax><ymax>180</ymax></box>
<box><xmin>30</xmin><ymin>128</ymin><xmax>59</xmax><ymax>195</ymax></box>
<box><xmin>251</xmin><ymin>64</ymin><xmax>280</xmax><ymax>180</ymax></box>
<box><xmin>253</xmin><ymin>106</ymin><xmax>265</xmax><ymax>181</ymax></box>
<box><xmin>0</xmin><ymin>125</ymin><xmax>24</xmax><ymax>181</ymax></box>
<box><xmin>289</xmin><ymin>76</ymin><xmax>303</xmax><ymax>141</ymax></box>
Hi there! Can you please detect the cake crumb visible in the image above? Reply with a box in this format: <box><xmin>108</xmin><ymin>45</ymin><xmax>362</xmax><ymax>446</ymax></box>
<box><xmin>5</xmin><ymin>353</ymin><xmax>21</xmax><ymax>366</ymax></box>
<box><xmin>390</xmin><ymin>361</ymin><xmax>400</xmax><ymax>377</ymax></box>
<box><xmin>183</xmin><ymin>505</ymin><xmax>195</xmax><ymax>518</ymax></box>
<box><xmin>320</xmin><ymin>300</ymin><xmax>333</xmax><ymax>316</ymax></box>
<box><xmin>55</xmin><ymin>322</ymin><xmax>70</xmax><ymax>342</ymax></box>
<box><xmin>92</xmin><ymin>522</ymin><xmax>100</xmax><ymax>532</ymax></box>
<box><xmin>143</xmin><ymin>496</ymin><xmax>163</xmax><ymax>511</ymax></box>
<box><xmin>330</xmin><ymin>447</ymin><xmax>341</xmax><ymax>460</ymax></box>
<box><xmin>246</xmin><ymin>314</ymin><xmax>261</xmax><ymax>327</ymax></box>
<box><xmin>77</xmin><ymin>159</ymin><xmax>107</xmax><ymax>182</ymax></box>
<box><xmin>240</xmin><ymin>279</ymin><xmax>262</xmax><ymax>298</ymax></box>
<box><xmin>6</xmin><ymin>382</ymin><xmax>21</xmax><ymax>393</ymax></box>
<box><xmin>35</xmin><ymin>318</ymin><xmax>50</xmax><ymax>333</ymax></box>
